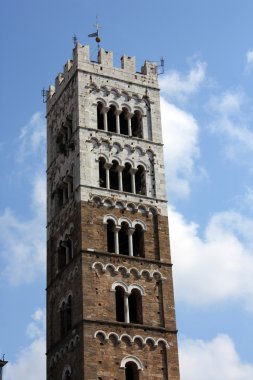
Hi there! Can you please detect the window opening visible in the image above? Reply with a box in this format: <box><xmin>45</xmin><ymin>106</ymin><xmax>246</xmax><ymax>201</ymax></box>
<box><xmin>109</xmin><ymin>160</ymin><xmax>119</xmax><ymax>190</ymax></box>
<box><xmin>107</xmin><ymin>105</ymin><xmax>117</xmax><ymax>133</ymax></box>
<box><xmin>125</xmin><ymin>362</ymin><xmax>139</xmax><ymax>380</ymax></box>
<box><xmin>122</xmin><ymin>163</ymin><xmax>132</xmax><ymax>193</ymax></box>
<box><xmin>129</xmin><ymin>289</ymin><xmax>143</xmax><ymax>324</ymax></box>
<box><xmin>99</xmin><ymin>157</ymin><xmax>106</xmax><ymax>188</ymax></box>
<box><xmin>66</xmin><ymin>116</ymin><xmax>73</xmax><ymax>139</ymax></box>
<box><xmin>120</xmin><ymin>108</ymin><xmax>129</xmax><ymax>135</ymax></box>
<box><xmin>115</xmin><ymin>286</ymin><xmax>125</xmax><ymax>322</ymax></box>
<box><xmin>107</xmin><ymin>220</ymin><xmax>115</xmax><ymax>253</ymax></box>
<box><xmin>97</xmin><ymin>102</ymin><xmax>104</xmax><ymax>130</ymax></box>
<box><xmin>119</xmin><ymin>222</ymin><xmax>129</xmax><ymax>255</ymax></box>
<box><xmin>133</xmin><ymin>224</ymin><xmax>145</xmax><ymax>258</ymax></box>
<box><xmin>66</xmin><ymin>295</ymin><xmax>72</xmax><ymax>331</ymax></box>
<box><xmin>135</xmin><ymin>165</ymin><xmax>146</xmax><ymax>195</ymax></box>
<box><xmin>60</xmin><ymin>296</ymin><xmax>72</xmax><ymax>337</ymax></box>
<box><xmin>131</xmin><ymin>111</ymin><xmax>143</xmax><ymax>138</ymax></box>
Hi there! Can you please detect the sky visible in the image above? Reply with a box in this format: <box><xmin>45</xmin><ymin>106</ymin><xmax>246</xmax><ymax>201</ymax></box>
<box><xmin>0</xmin><ymin>0</ymin><xmax>253</xmax><ymax>379</ymax></box>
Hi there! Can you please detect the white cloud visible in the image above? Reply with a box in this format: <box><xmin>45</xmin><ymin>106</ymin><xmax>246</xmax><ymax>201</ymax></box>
<box><xmin>246</xmin><ymin>50</ymin><xmax>253</xmax><ymax>64</ymax></box>
<box><xmin>207</xmin><ymin>90</ymin><xmax>253</xmax><ymax>160</ymax></box>
<box><xmin>161</xmin><ymin>97</ymin><xmax>201</xmax><ymax>198</ymax></box>
<box><xmin>180</xmin><ymin>334</ymin><xmax>253</xmax><ymax>380</ymax></box>
<box><xmin>169</xmin><ymin>206</ymin><xmax>253</xmax><ymax>309</ymax></box>
<box><xmin>0</xmin><ymin>113</ymin><xmax>46</xmax><ymax>285</ymax></box>
<box><xmin>18</xmin><ymin>112</ymin><xmax>46</xmax><ymax>162</ymax></box>
<box><xmin>5</xmin><ymin>309</ymin><xmax>46</xmax><ymax>380</ymax></box>
<box><xmin>159</xmin><ymin>60</ymin><xmax>206</xmax><ymax>102</ymax></box>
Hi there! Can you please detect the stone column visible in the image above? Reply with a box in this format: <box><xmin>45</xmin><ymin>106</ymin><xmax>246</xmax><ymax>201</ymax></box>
<box><xmin>124</xmin><ymin>293</ymin><xmax>130</xmax><ymax>323</ymax></box>
<box><xmin>117</xmin><ymin>165</ymin><xmax>124</xmax><ymax>191</ymax></box>
<box><xmin>102</xmin><ymin>107</ymin><xmax>109</xmax><ymax>131</ymax></box>
<box><xmin>115</xmin><ymin>110</ymin><xmax>122</xmax><ymax>134</ymax></box>
<box><xmin>130</xmin><ymin>168</ymin><xmax>138</xmax><ymax>194</ymax></box>
<box><xmin>127</xmin><ymin>113</ymin><xmax>134</xmax><ymax>136</ymax></box>
<box><xmin>104</xmin><ymin>163</ymin><xmax>112</xmax><ymax>189</ymax></box>
<box><xmin>128</xmin><ymin>227</ymin><xmax>135</xmax><ymax>257</ymax></box>
<box><xmin>113</xmin><ymin>226</ymin><xmax>121</xmax><ymax>254</ymax></box>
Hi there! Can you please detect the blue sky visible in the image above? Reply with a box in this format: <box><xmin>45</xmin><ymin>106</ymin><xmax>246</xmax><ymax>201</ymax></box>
<box><xmin>1</xmin><ymin>0</ymin><xmax>253</xmax><ymax>378</ymax></box>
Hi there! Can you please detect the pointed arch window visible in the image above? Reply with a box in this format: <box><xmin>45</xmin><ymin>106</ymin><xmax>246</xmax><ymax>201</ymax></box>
<box><xmin>125</xmin><ymin>362</ymin><xmax>139</xmax><ymax>380</ymax></box>
<box><xmin>135</xmin><ymin>165</ymin><xmax>146</xmax><ymax>195</ymax></box>
<box><xmin>119</xmin><ymin>222</ymin><xmax>129</xmax><ymax>256</ymax></box>
<box><xmin>129</xmin><ymin>289</ymin><xmax>143</xmax><ymax>324</ymax></box>
<box><xmin>97</xmin><ymin>102</ymin><xmax>104</xmax><ymax>130</ymax></box>
<box><xmin>99</xmin><ymin>157</ymin><xmax>106</xmax><ymax>188</ymax></box>
<box><xmin>109</xmin><ymin>160</ymin><xmax>119</xmax><ymax>190</ymax></box>
<box><xmin>120</xmin><ymin>107</ymin><xmax>129</xmax><ymax>135</ymax></box>
<box><xmin>131</xmin><ymin>110</ymin><xmax>143</xmax><ymax>138</ymax></box>
<box><xmin>122</xmin><ymin>163</ymin><xmax>132</xmax><ymax>193</ymax></box>
<box><xmin>115</xmin><ymin>286</ymin><xmax>125</xmax><ymax>322</ymax></box>
<box><xmin>60</xmin><ymin>295</ymin><xmax>72</xmax><ymax>337</ymax></box>
<box><xmin>107</xmin><ymin>219</ymin><xmax>116</xmax><ymax>253</ymax></box>
<box><xmin>132</xmin><ymin>224</ymin><xmax>145</xmax><ymax>258</ymax></box>
<box><xmin>107</xmin><ymin>105</ymin><xmax>117</xmax><ymax>133</ymax></box>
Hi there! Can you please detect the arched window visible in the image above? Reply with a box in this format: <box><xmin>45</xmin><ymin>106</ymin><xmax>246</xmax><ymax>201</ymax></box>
<box><xmin>66</xmin><ymin>115</ymin><xmax>73</xmax><ymax>139</ymax></box>
<box><xmin>120</xmin><ymin>108</ymin><xmax>129</xmax><ymax>135</ymax></box>
<box><xmin>109</xmin><ymin>160</ymin><xmax>119</xmax><ymax>190</ymax></box>
<box><xmin>132</xmin><ymin>224</ymin><xmax>145</xmax><ymax>258</ymax></box>
<box><xmin>131</xmin><ymin>110</ymin><xmax>143</xmax><ymax>138</ymax></box>
<box><xmin>119</xmin><ymin>222</ymin><xmax>129</xmax><ymax>255</ymax></box>
<box><xmin>66</xmin><ymin>295</ymin><xmax>72</xmax><ymax>331</ymax></box>
<box><xmin>129</xmin><ymin>289</ymin><xmax>143</xmax><ymax>324</ymax></box>
<box><xmin>107</xmin><ymin>105</ymin><xmax>117</xmax><ymax>133</ymax></box>
<box><xmin>60</xmin><ymin>295</ymin><xmax>72</xmax><ymax>337</ymax></box>
<box><xmin>125</xmin><ymin>361</ymin><xmax>139</xmax><ymax>380</ymax></box>
<box><xmin>62</xmin><ymin>366</ymin><xmax>72</xmax><ymax>380</ymax></box>
<box><xmin>115</xmin><ymin>286</ymin><xmax>125</xmax><ymax>322</ymax></box>
<box><xmin>58</xmin><ymin>237</ymin><xmax>73</xmax><ymax>270</ymax></box>
<box><xmin>99</xmin><ymin>157</ymin><xmax>106</xmax><ymax>188</ymax></box>
<box><xmin>97</xmin><ymin>102</ymin><xmax>104</xmax><ymax>130</ymax></box>
<box><xmin>107</xmin><ymin>219</ymin><xmax>115</xmax><ymax>253</ymax></box>
<box><xmin>122</xmin><ymin>163</ymin><xmax>132</xmax><ymax>193</ymax></box>
<box><xmin>135</xmin><ymin>165</ymin><xmax>146</xmax><ymax>195</ymax></box>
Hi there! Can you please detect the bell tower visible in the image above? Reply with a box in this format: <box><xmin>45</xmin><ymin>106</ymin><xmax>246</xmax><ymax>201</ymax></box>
<box><xmin>46</xmin><ymin>43</ymin><xmax>180</xmax><ymax>380</ymax></box>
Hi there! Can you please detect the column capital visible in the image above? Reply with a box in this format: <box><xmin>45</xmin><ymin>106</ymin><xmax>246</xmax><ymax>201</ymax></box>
<box><xmin>116</xmin><ymin>165</ymin><xmax>125</xmax><ymax>172</ymax></box>
<box><xmin>128</xmin><ymin>227</ymin><xmax>135</xmax><ymax>235</ymax></box>
<box><xmin>104</xmin><ymin>162</ymin><xmax>113</xmax><ymax>170</ymax></box>
<box><xmin>102</xmin><ymin>106</ymin><xmax>110</xmax><ymax>114</ymax></box>
<box><xmin>130</xmin><ymin>167</ymin><xmax>138</xmax><ymax>175</ymax></box>
<box><xmin>113</xmin><ymin>225</ymin><xmax>121</xmax><ymax>232</ymax></box>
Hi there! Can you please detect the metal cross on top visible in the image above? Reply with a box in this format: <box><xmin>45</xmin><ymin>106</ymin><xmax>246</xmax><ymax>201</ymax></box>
<box><xmin>88</xmin><ymin>15</ymin><xmax>101</xmax><ymax>49</ymax></box>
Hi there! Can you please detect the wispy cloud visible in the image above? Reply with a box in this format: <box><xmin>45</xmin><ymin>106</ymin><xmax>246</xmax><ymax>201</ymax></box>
<box><xmin>245</xmin><ymin>49</ymin><xmax>253</xmax><ymax>73</ymax></box>
<box><xmin>207</xmin><ymin>90</ymin><xmax>253</xmax><ymax>161</ymax></box>
<box><xmin>160</xmin><ymin>59</ymin><xmax>206</xmax><ymax>102</ymax></box>
<box><xmin>169</xmin><ymin>206</ymin><xmax>253</xmax><ymax>310</ymax></box>
<box><xmin>0</xmin><ymin>112</ymin><xmax>46</xmax><ymax>285</ymax></box>
<box><xmin>180</xmin><ymin>334</ymin><xmax>253</xmax><ymax>380</ymax></box>
<box><xmin>161</xmin><ymin>97</ymin><xmax>202</xmax><ymax>199</ymax></box>
<box><xmin>5</xmin><ymin>309</ymin><xmax>46</xmax><ymax>380</ymax></box>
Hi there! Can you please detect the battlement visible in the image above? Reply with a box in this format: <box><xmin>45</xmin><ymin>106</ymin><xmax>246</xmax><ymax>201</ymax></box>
<box><xmin>47</xmin><ymin>43</ymin><xmax>158</xmax><ymax>104</ymax></box>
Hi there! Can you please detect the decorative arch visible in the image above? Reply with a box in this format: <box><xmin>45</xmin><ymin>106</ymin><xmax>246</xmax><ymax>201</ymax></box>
<box><xmin>62</xmin><ymin>365</ymin><xmax>72</xmax><ymax>380</ymax></box>
<box><xmin>120</xmin><ymin>355</ymin><xmax>144</xmax><ymax>371</ymax></box>
<box><xmin>111</xmin><ymin>280</ymin><xmax>128</xmax><ymax>293</ymax></box>
<box><xmin>128</xmin><ymin>283</ymin><xmax>145</xmax><ymax>296</ymax></box>
<box><xmin>132</xmin><ymin>219</ymin><xmax>147</xmax><ymax>231</ymax></box>
<box><xmin>118</xmin><ymin>216</ymin><xmax>132</xmax><ymax>227</ymax></box>
<box><xmin>103</xmin><ymin>214</ymin><xmax>118</xmax><ymax>225</ymax></box>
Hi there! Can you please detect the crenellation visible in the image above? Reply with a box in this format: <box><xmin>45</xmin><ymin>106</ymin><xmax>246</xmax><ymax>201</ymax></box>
<box><xmin>98</xmin><ymin>48</ymin><xmax>114</xmax><ymax>67</ymax></box>
<box><xmin>121</xmin><ymin>55</ymin><xmax>136</xmax><ymax>73</ymax></box>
